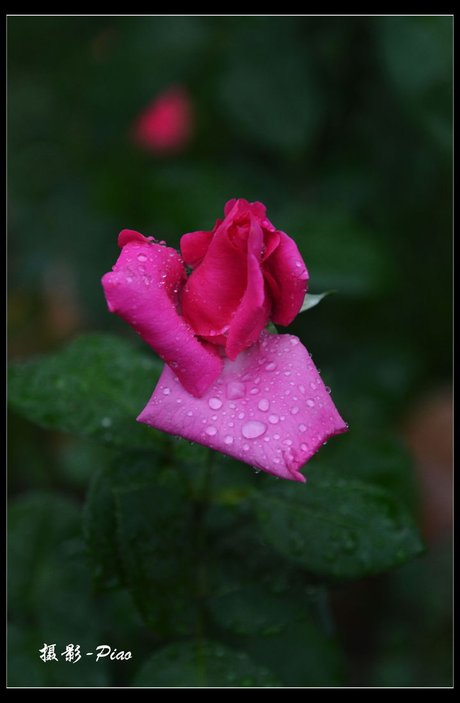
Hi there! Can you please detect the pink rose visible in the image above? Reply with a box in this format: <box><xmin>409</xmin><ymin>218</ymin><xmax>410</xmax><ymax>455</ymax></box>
<box><xmin>132</xmin><ymin>87</ymin><xmax>192</xmax><ymax>154</ymax></box>
<box><xmin>102</xmin><ymin>199</ymin><xmax>347</xmax><ymax>482</ymax></box>
<box><xmin>180</xmin><ymin>198</ymin><xmax>308</xmax><ymax>359</ymax></box>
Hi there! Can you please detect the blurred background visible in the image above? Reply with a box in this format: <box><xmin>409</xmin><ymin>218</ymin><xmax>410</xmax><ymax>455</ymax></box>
<box><xmin>8</xmin><ymin>16</ymin><xmax>452</xmax><ymax>687</ymax></box>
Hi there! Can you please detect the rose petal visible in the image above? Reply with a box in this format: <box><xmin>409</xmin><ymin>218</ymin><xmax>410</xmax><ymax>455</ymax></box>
<box><xmin>180</xmin><ymin>228</ymin><xmax>214</xmax><ymax>268</ymax></box>
<box><xmin>180</xmin><ymin>216</ymin><xmax>248</xmax><ymax>340</ymax></box>
<box><xmin>225</xmin><ymin>216</ymin><xmax>271</xmax><ymax>360</ymax></box>
<box><xmin>138</xmin><ymin>331</ymin><xmax>347</xmax><ymax>482</ymax></box>
<box><xmin>265</xmin><ymin>231</ymin><xmax>309</xmax><ymax>326</ymax></box>
<box><xmin>102</xmin><ymin>230</ymin><xmax>222</xmax><ymax>397</ymax></box>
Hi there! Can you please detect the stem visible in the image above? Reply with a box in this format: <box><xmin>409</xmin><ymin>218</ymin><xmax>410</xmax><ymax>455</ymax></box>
<box><xmin>193</xmin><ymin>448</ymin><xmax>215</xmax><ymax>641</ymax></box>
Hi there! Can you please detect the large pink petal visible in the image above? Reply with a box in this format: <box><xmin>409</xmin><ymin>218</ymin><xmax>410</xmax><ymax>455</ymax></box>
<box><xmin>265</xmin><ymin>231</ymin><xmax>309</xmax><ymax>326</ymax></box>
<box><xmin>225</xmin><ymin>216</ymin><xmax>271</xmax><ymax>360</ymax></box>
<box><xmin>101</xmin><ymin>229</ymin><xmax>222</xmax><ymax>397</ymax></box>
<box><xmin>138</xmin><ymin>331</ymin><xmax>347</xmax><ymax>482</ymax></box>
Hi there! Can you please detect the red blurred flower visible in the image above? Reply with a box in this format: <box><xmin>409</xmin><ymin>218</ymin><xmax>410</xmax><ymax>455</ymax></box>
<box><xmin>132</xmin><ymin>87</ymin><xmax>192</xmax><ymax>154</ymax></box>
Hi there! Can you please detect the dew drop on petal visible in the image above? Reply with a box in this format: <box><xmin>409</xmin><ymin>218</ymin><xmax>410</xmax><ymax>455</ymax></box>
<box><xmin>290</xmin><ymin>406</ymin><xmax>299</xmax><ymax>415</ymax></box>
<box><xmin>224</xmin><ymin>435</ymin><xmax>234</xmax><ymax>445</ymax></box>
<box><xmin>268</xmin><ymin>414</ymin><xmax>279</xmax><ymax>424</ymax></box>
<box><xmin>238</xmin><ymin>412</ymin><xmax>245</xmax><ymax>420</ymax></box>
<box><xmin>273</xmin><ymin>433</ymin><xmax>280</xmax><ymax>440</ymax></box>
<box><xmin>299</xmin><ymin>424</ymin><xmax>307</xmax><ymax>432</ymax></box>
<box><xmin>137</xmin><ymin>254</ymin><xmax>147</xmax><ymax>262</ymax></box>
<box><xmin>208</xmin><ymin>397</ymin><xmax>223</xmax><ymax>410</ymax></box>
<box><xmin>265</xmin><ymin>362</ymin><xmax>277</xmax><ymax>371</ymax></box>
<box><xmin>307</xmin><ymin>399</ymin><xmax>315</xmax><ymax>407</ymax></box>
<box><xmin>205</xmin><ymin>426</ymin><xmax>217</xmax><ymax>436</ymax></box>
<box><xmin>227</xmin><ymin>381</ymin><xmax>246</xmax><ymax>399</ymax></box>
<box><xmin>242</xmin><ymin>421</ymin><xmax>266</xmax><ymax>439</ymax></box>
<box><xmin>162</xmin><ymin>387</ymin><xmax>171</xmax><ymax>395</ymax></box>
<box><xmin>258</xmin><ymin>398</ymin><xmax>270</xmax><ymax>412</ymax></box>
<box><xmin>249</xmin><ymin>387</ymin><xmax>260</xmax><ymax>395</ymax></box>
<box><xmin>242</xmin><ymin>443</ymin><xmax>250</xmax><ymax>452</ymax></box>
<box><xmin>301</xmin><ymin>443</ymin><xmax>308</xmax><ymax>451</ymax></box>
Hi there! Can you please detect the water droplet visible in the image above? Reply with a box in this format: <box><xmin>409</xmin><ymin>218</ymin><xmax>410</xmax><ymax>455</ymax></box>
<box><xmin>283</xmin><ymin>439</ymin><xmax>293</xmax><ymax>446</ymax></box>
<box><xmin>238</xmin><ymin>412</ymin><xmax>245</xmax><ymax>420</ymax></box>
<box><xmin>227</xmin><ymin>381</ymin><xmax>245</xmax><ymax>399</ymax></box>
<box><xmin>258</xmin><ymin>398</ymin><xmax>270</xmax><ymax>411</ymax></box>
<box><xmin>290</xmin><ymin>406</ymin><xmax>299</xmax><ymax>415</ymax></box>
<box><xmin>295</xmin><ymin>261</ymin><xmax>302</xmax><ymax>268</ymax></box>
<box><xmin>242</xmin><ymin>421</ymin><xmax>267</xmax><ymax>439</ymax></box>
<box><xmin>242</xmin><ymin>443</ymin><xmax>250</xmax><ymax>451</ymax></box>
<box><xmin>299</xmin><ymin>385</ymin><xmax>306</xmax><ymax>394</ymax></box>
<box><xmin>310</xmin><ymin>382</ymin><xmax>316</xmax><ymax>390</ymax></box>
<box><xmin>208</xmin><ymin>397</ymin><xmax>223</xmax><ymax>410</ymax></box>
<box><xmin>307</xmin><ymin>399</ymin><xmax>315</xmax><ymax>407</ymax></box>
<box><xmin>137</xmin><ymin>254</ymin><xmax>147</xmax><ymax>262</ymax></box>
<box><xmin>249</xmin><ymin>387</ymin><xmax>260</xmax><ymax>395</ymax></box>
<box><xmin>289</xmin><ymin>338</ymin><xmax>299</xmax><ymax>345</ymax></box>
<box><xmin>162</xmin><ymin>387</ymin><xmax>171</xmax><ymax>395</ymax></box>
<box><xmin>224</xmin><ymin>435</ymin><xmax>234</xmax><ymax>445</ymax></box>
<box><xmin>284</xmin><ymin>371</ymin><xmax>292</xmax><ymax>376</ymax></box>
<box><xmin>326</xmin><ymin>386</ymin><xmax>331</xmax><ymax>394</ymax></box>
<box><xmin>126</xmin><ymin>276</ymin><xmax>133</xmax><ymax>283</ymax></box>
<box><xmin>273</xmin><ymin>433</ymin><xmax>280</xmax><ymax>440</ymax></box>
<box><xmin>101</xmin><ymin>416</ymin><xmax>112</xmax><ymax>428</ymax></box>
<box><xmin>268</xmin><ymin>414</ymin><xmax>279</xmax><ymax>424</ymax></box>
<box><xmin>205</xmin><ymin>426</ymin><xmax>217</xmax><ymax>436</ymax></box>
<box><xmin>186</xmin><ymin>411</ymin><xmax>193</xmax><ymax>417</ymax></box>
<box><xmin>265</xmin><ymin>362</ymin><xmax>277</xmax><ymax>371</ymax></box>
<box><xmin>300</xmin><ymin>443</ymin><xmax>308</xmax><ymax>451</ymax></box>
<box><xmin>299</xmin><ymin>424</ymin><xmax>307</xmax><ymax>432</ymax></box>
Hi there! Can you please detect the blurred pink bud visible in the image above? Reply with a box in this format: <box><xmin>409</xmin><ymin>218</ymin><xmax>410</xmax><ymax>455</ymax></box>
<box><xmin>132</xmin><ymin>87</ymin><xmax>192</xmax><ymax>154</ymax></box>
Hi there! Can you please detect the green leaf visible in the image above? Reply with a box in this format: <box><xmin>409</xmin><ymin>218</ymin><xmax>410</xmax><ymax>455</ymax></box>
<box><xmin>8</xmin><ymin>493</ymin><xmax>81</xmax><ymax>615</ymax></box>
<box><xmin>133</xmin><ymin>641</ymin><xmax>279</xmax><ymax>687</ymax></box>
<box><xmin>299</xmin><ymin>291</ymin><xmax>334</xmax><ymax>313</ymax></box>
<box><xmin>100</xmin><ymin>453</ymin><xmax>198</xmax><ymax>635</ymax></box>
<box><xmin>8</xmin><ymin>333</ymin><xmax>163</xmax><ymax>449</ymax></box>
<box><xmin>254</xmin><ymin>479</ymin><xmax>424</xmax><ymax>579</ymax></box>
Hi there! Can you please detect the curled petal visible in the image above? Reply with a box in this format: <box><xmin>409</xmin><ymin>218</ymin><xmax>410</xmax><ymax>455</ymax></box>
<box><xmin>180</xmin><ymin>228</ymin><xmax>214</xmax><ymax>268</ymax></box>
<box><xmin>265</xmin><ymin>231</ymin><xmax>309</xmax><ymax>326</ymax></box>
<box><xmin>102</xmin><ymin>230</ymin><xmax>222</xmax><ymax>397</ymax></box>
<box><xmin>138</xmin><ymin>331</ymin><xmax>347</xmax><ymax>482</ymax></box>
<box><xmin>225</xmin><ymin>216</ymin><xmax>271</xmax><ymax>360</ymax></box>
<box><xmin>180</xmin><ymin>219</ymin><xmax>248</xmax><ymax>339</ymax></box>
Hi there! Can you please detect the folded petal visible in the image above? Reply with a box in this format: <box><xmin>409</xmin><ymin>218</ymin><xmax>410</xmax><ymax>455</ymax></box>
<box><xmin>138</xmin><ymin>331</ymin><xmax>347</xmax><ymax>482</ymax></box>
<box><xmin>180</xmin><ymin>217</ymin><xmax>248</xmax><ymax>340</ymax></box>
<box><xmin>265</xmin><ymin>231</ymin><xmax>309</xmax><ymax>326</ymax></box>
<box><xmin>102</xmin><ymin>230</ymin><xmax>222</xmax><ymax>397</ymax></box>
<box><xmin>225</xmin><ymin>216</ymin><xmax>271</xmax><ymax>360</ymax></box>
<box><xmin>180</xmin><ymin>228</ymin><xmax>214</xmax><ymax>268</ymax></box>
